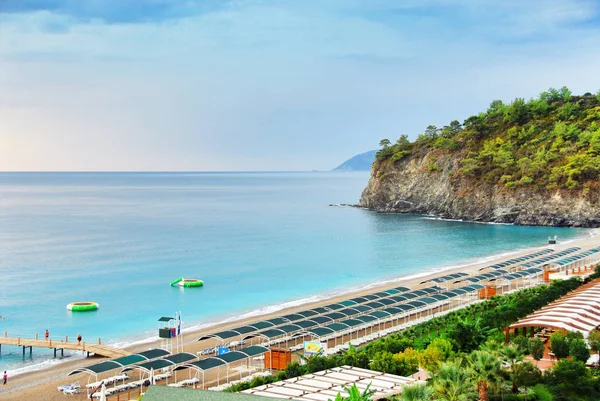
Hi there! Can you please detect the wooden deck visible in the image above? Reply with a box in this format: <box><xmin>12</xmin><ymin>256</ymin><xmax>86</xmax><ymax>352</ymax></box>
<box><xmin>0</xmin><ymin>335</ymin><xmax>130</xmax><ymax>359</ymax></box>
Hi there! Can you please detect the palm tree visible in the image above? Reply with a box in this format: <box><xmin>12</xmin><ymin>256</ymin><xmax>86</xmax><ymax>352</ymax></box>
<box><xmin>397</xmin><ymin>383</ymin><xmax>434</xmax><ymax>401</ymax></box>
<box><xmin>469</xmin><ymin>350</ymin><xmax>503</xmax><ymax>401</ymax></box>
<box><xmin>329</xmin><ymin>383</ymin><xmax>375</xmax><ymax>401</ymax></box>
<box><xmin>432</xmin><ymin>360</ymin><xmax>476</xmax><ymax>401</ymax></box>
<box><xmin>500</xmin><ymin>344</ymin><xmax>525</xmax><ymax>393</ymax></box>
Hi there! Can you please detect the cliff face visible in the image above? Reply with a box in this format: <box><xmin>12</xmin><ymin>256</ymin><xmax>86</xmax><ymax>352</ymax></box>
<box><xmin>359</xmin><ymin>151</ymin><xmax>600</xmax><ymax>227</ymax></box>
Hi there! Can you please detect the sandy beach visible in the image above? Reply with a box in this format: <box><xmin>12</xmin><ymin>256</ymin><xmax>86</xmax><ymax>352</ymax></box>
<box><xmin>1</xmin><ymin>233</ymin><xmax>598</xmax><ymax>401</ymax></box>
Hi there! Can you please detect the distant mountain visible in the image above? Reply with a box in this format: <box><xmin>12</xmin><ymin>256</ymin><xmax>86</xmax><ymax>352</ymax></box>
<box><xmin>332</xmin><ymin>150</ymin><xmax>377</xmax><ymax>171</ymax></box>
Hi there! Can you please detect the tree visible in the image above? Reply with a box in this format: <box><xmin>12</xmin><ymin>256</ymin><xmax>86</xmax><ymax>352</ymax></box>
<box><xmin>512</xmin><ymin>335</ymin><xmax>530</xmax><ymax>353</ymax></box>
<box><xmin>448</xmin><ymin>318</ymin><xmax>488</xmax><ymax>352</ymax></box>
<box><xmin>429</xmin><ymin>338</ymin><xmax>454</xmax><ymax>360</ymax></box>
<box><xmin>306</xmin><ymin>355</ymin><xmax>333</xmax><ymax>373</ymax></box>
<box><xmin>588</xmin><ymin>329</ymin><xmax>600</xmax><ymax>366</ymax></box>
<box><xmin>469</xmin><ymin>350</ymin><xmax>503</xmax><ymax>401</ymax></box>
<box><xmin>418</xmin><ymin>346</ymin><xmax>443</xmax><ymax>374</ymax></box>
<box><xmin>511</xmin><ymin>362</ymin><xmax>542</xmax><ymax>394</ymax></box>
<box><xmin>432</xmin><ymin>360</ymin><xmax>476</xmax><ymax>401</ymax></box>
<box><xmin>546</xmin><ymin>359</ymin><xmax>598</xmax><ymax>401</ymax></box>
<box><xmin>394</xmin><ymin>348</ymin><xmax>420</xmax><ymax>376</ymax></box>
<box><xmin>370</xmin><ymin>351</ymin><xmax>396</xmax><ymax>374</ymax></box>
<box><xmin>549</xmin><ymin>332</ymin><xmax>569</xmax><ymax>359</ymax></box>
<box><xmin>559</xmin><ymin>86</ymin><xmax>572</xmax><ymax>101</ymax></box>
<box><xmin>396</xmin><ymin>135</ymin><xmax>410</xmax><ymax>148</ymax></box>
<box><xmin>379</xmin><ymin>139</ymin><xmax>391</xmax><ymax>148</ymax></box>
<box><xmin>398</xmin><ymin>383</ymin><xmax>434</xmax><ymax>401</ymax></box>
<box><xmin>284</xmin><ymin>361</ymin><xmax>306</xmax><ymax>378</ymax></box>
<box><xmin>423</xmin><ymin>125</ymin><xmax>438</xmax><ymax>140</ymax></box>
<box><xmin>342</xmin><ymin>383</ymin><xmax>375</xmax><ymax>401</ymax></box>
<box><xmin>569</xmin><ymin>338</ymin><xmax>590</xmax><ymax>364</ymax></box>
<box><xmin>528</xmin><ymin>338</ymin><xmax>545</xmax><ymax>366</ymax></box>
<box><xmin>500</xmin><ymin>344</ymin><xmax>525</xmax><ymax>393</ymax></box>
<box><xmin>342</xmin><ymin>345</ymin><xmax>370</xmax><ymax>369</ymax></box>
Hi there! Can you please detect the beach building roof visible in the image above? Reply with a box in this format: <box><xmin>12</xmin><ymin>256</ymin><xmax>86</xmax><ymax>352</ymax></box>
<box><xmin>241</xmin><ymin>365</ymin><xmax>417</xmax><ymax>401</ymax></box>
<box><xmin>481</xmin><ymin>248</ymin><xmax>554</xmax><ymax>271</ymax></box>
<box><xmin>508</xmin><ymin>279</ymin><xmax>600</xmax><ymax>338</ymax></box>
<box><xmin>143</xmin><ymin>386</ymin><xmax>286</xmax><ymax>401</ymax></box>
<box><xmin>68</xmin><ymin>348</ymin><xmax>170</xmax><ymax>376</ymax></box>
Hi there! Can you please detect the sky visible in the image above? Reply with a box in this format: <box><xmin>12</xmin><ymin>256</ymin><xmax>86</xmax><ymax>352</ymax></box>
<box><xmin>1</xmin><ymin>0</ymin><xmax>600</xmax><ymax>171</ymax></box>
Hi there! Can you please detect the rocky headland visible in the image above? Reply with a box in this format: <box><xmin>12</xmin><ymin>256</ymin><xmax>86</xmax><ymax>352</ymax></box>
<box><xmin>359</xmin><ymin>88</ymin><xmax>600</xmax><ymax>227</ymax></box>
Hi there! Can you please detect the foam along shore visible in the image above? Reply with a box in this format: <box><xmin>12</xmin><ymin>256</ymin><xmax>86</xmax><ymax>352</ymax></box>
<box><xmin>1</xmin><ymin>233</ymin><xmax>598</xmax><ymax>401</ymax></box>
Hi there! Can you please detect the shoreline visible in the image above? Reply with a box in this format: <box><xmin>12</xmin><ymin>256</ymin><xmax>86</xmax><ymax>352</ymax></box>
<box><xmin>2</xmin><ymin>232</ymin><xmax>599</xmax><ymax>400</ymax></box>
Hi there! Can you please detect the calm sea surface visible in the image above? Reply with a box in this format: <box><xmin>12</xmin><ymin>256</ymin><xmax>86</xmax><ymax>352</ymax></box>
<box><xmin>0</xmin><ymin>172</ymin><xmax>588</xmax><ymax>373</ymax></box>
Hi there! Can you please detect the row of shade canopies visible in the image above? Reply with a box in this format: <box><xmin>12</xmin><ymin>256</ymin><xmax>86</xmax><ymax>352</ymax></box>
<box><xmin>420</xmin><ymin>272</ymin><xmax>468</xmax><ymax>285</ymax></box>
<box><xmin>199</xmin><ymin>285</ymin><xmax>421</xmax><ymax>342</ymax></box>
<box><xmin>519</xmin><ymin>247</ymin><xmax>581</xmax><ymax>269</ymax></box>
<box><xmin>122</xmin><ymin>345</ymin><xmax>270</xmax><ymax>374</ymax></box>
<box><xmin>550</xmin><ymin>246</ymin><xmax>600</xmax><ymax>267</ymax></box>
<box><xmin>68</xmin><ymin>345</ymin><xmax>272</xmax><ymax>390</ymax></box>
<box><xmin>199</xmin><ymin>283</ymin><xmax>486</xmax><ymax>345</ymax></box>
<box><xmin>480</xmin><ymin>248</ymin><xmax>554</xmax><ymax>271</ymax></box>
<box><xmin>458</xmin><ymin>267</ymin><xmax>544</xmax><ymax>285</ymax></box>
<box><xmin>283</xmin><ymin>284</ymin><xmax>485</xmax><ymax>342</ymax></box>
<box><xmin>198</xmin><ymin>285</ymin><xmax>444</xmax><ymax>343</ymax></box>
<box><xmin>69</xmin><ymin>348</ymin><xmax>172</xmax><ymax>376</ymax></box>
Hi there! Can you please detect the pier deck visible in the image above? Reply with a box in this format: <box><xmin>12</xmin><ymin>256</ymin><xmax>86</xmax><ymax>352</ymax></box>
<box><xmin>0</xmin><ymin>335</ymin><xmax>130</xmax><ymax>358</ymax></box>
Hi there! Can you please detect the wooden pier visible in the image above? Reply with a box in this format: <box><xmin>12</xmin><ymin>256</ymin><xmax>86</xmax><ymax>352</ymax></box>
<box><xmin>0</xmin><ymin>332</ymin><xmax>130</xmax><ymax>359</ymax></box>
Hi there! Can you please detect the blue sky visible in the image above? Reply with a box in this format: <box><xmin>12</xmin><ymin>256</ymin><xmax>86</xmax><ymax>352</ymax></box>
<box><xmin>1</xmin><ymin>0</ymin><xmax>599</xmax><ymax>171</ymax></box>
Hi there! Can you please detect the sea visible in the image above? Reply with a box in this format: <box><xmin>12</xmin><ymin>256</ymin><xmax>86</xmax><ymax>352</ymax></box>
<box><xmin>0</xmin><ymin>172</ymin><xmax>590</xmax><ymax>375</ymax></box>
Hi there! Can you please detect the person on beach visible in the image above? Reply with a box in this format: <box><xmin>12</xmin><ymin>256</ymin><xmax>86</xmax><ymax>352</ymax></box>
<box><xmin>77</xmin><ymin>333</ymin><xmax>82</xmax><ymax>345</ymax></box>
<box><xmin>45</xmin><ymin>329</ymin><xmax>49</xmax><ymax>340</ymax></box>
<box><xmin>3</xmin><ymin>371</ymin><xmax>7</xmax><ymax>385</ymax></box>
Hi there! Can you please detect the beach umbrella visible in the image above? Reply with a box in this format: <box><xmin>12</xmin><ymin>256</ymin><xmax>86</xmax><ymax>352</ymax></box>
<box><xmin>150</xmin><ymin>367</ymin><xmax>155</xmax><ymax>385</ymax></box>
<box><xmin>99</xmin><ymin>383</ymin><xmax>107</xmax><ymax>401</ymax></box>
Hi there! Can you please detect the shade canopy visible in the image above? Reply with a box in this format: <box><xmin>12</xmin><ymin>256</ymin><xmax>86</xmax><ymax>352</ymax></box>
<box><xmin>68</xmin><ymin>348</ymin><xmax>170</xmax><ymax>376</ymax></box>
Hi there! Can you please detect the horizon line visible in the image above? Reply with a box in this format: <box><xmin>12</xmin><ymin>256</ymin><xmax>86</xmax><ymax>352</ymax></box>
<box><xmin>0</xmin><ymin>170</ymin><xmax>370</xmax><ymax>174</ymax></box>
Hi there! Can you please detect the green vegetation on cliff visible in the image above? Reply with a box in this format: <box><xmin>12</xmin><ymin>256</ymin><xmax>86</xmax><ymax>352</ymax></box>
<box><xmin>377</xmin><ymin>88</ymin><xmax>600</xmax><ymax>191</ymax></box>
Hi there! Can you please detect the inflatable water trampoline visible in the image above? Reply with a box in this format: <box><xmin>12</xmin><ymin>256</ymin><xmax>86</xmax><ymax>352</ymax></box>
<box><xmin>67</xmin><ymin>302</ymin><xmax>99</xmax><ymax>312</ymax></box>
<box><xmin>170</xmin><ymin>278</ymin><xmax>203</xmax><ymax>288</ymax></box>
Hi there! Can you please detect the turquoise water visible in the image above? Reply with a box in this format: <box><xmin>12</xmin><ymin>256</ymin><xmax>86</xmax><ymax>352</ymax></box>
<box><xmin>0</xmin><ymin>172</ymin><xmax>587</xmax><ymax>374</ymax></box>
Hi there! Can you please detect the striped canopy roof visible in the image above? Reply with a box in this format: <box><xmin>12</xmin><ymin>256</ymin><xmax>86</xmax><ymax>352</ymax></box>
<box><xmin>509</xmin><ymin>280</ymin><xmax>600</xmax><ymax>337</ymax></box>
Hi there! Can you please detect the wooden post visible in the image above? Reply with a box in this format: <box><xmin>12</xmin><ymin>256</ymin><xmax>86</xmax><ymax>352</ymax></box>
<box><xmin>98</xmin><ymin>338</ymin><xmax>101</xmax><ymax>345</ymax></box>
<box><xmin>35</xmin><ymin>333</ymin><xmax>38</xmax><ymax>340</ymax></box>
<box><xmin>66</xmin><ymin>335</ymin><xmax>68</xmax><ymax>342</ymax></box>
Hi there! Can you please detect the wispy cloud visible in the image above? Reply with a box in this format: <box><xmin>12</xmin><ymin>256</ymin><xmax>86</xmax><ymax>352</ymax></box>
<box><xmin>0</xmin><ymin>1</ymin><xmax>599</xmax><ymax>171</ymax></box>
<box><xmin>0</xmin><ymin>0</ymin><xmax>228</xmax><ymax>24</ymax></box>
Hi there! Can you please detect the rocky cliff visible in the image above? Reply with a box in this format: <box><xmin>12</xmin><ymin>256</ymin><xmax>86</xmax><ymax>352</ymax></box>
<box><xmin>359</xmin><ymin>150</ymin><xmax>600</xmax><ymax>227</ymax></box>
<box><xmin>359</xmin><ymin>89</ymin><xmax>600</xmax><ymax>227</ymax></box>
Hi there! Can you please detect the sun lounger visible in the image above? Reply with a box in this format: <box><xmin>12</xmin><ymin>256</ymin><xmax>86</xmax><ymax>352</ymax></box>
<box><xmin>63</xmin><ymin>387</ymin><xmax>81</xmax><ymax>395</ymax></box>
<box><xmin>58</xmin><ymin>382</ymin><xmax>80</xmax><ymax>393</ymax></box>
